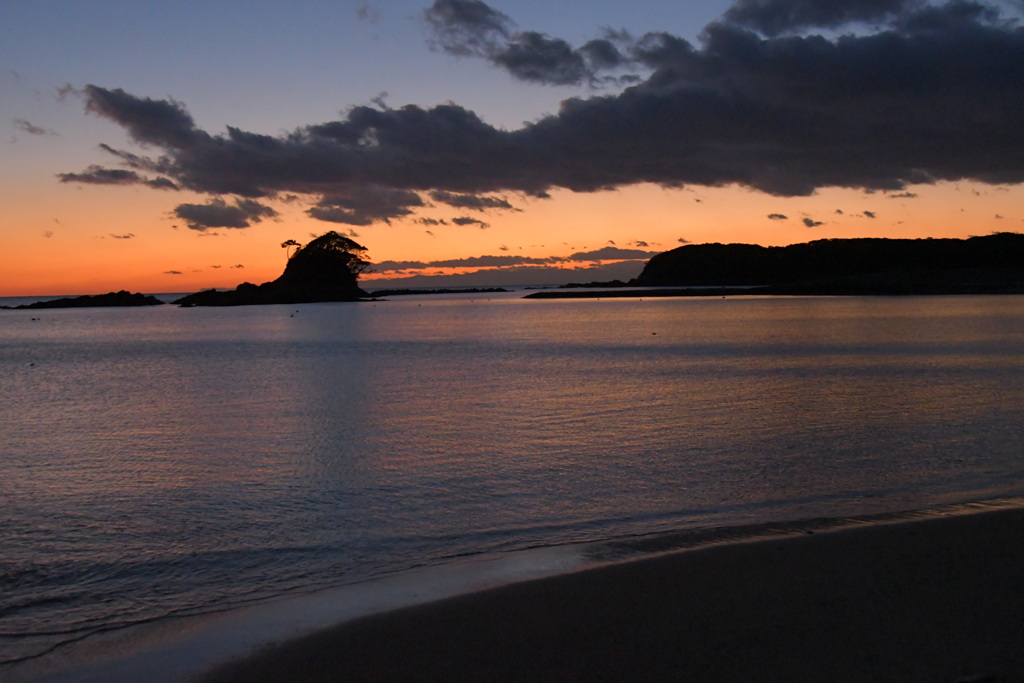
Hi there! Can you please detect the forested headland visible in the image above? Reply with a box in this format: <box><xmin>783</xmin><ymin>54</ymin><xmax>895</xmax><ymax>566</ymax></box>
<box><xmin>632</xmin><ymin>232</ymin><xmax>1024</xmax><ymax>294</ymax></box>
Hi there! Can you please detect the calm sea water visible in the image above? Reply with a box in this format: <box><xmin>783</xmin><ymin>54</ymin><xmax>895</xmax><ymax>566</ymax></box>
<box><xmin>2</xmin><ymin>293</ymin><xmax>1023</xmax><ymax>667</ymax></box>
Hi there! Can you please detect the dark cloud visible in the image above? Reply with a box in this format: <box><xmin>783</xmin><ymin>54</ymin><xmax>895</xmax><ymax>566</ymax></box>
<box><xmin>723</xmin><ymin>0</ymin><xmax>917</xmax><ymax>36</ymax></box>
<box><xmin>147</xmin><ymin>176</ymin><xmax>179</xmax><ymax>190</ymax></box>
<box><xmin>767</xmin><ymin>213</ymin><xmax>788</xmax><ymax>220</ymax></box>
<box><xmin>98</xmin><ymin>143</ymin><xmax>164</xmax><ymax>171</ymax></box>
<box><xmin>895</xmin><ymin>0</ymin><xmax>1004</xmax><ymax>31</ymax></box>
<box><xmin>889</xmin><ymin>191</ymin><xmax>918</xmax><ymax>198</ymax></box>
<box><xmin>308</xmin><ymin>186</ymin><xmax>423</xmax><ymax>225</ymax></box>
<box><xmin>84</xmin><ymin>85</ymin><xmax>200</xmax><ymax>149</ymax></box>
<box><xmin>373</xmin><ymin>259</ymin><xmax>431</xmax><ymax>271</ymax></box>
<box><xmin>803</xmin><ymin>217</ymin><xmax>825</xmax><ymax>227</ymax></box>
<box><xmin>372</xmin><ymin>244</ymin><xmax>652</xmax><ymax>272</ymax></box>
<box><xmin>633</xmin><ymin>240</ymin><xmax>649</xmax><ymax>247</ymax></box>
<box><xmin>58</xmin><ymin>164</ymin><xmax>178</xmax><ymax>189</ymax></box>
<box><xmin>63</xmin><ymin>1</ymin><xmax>1024</xmax><ymax>230</ymax></box>
<box><xmin>678</xmin><ymin>237</ymin><xmax>691</xmax><ymax>244</ymax></box>
<box><xmin>175</xmin><ymin>198</ymin><xmax>277</xmax><ymax>231</ymax></box>
<box><xmin>370</xmin><ymin>260</ymin><xmax>646</xmax><ymax>288</ymax></box>
<box><xmin>581</xmin><ymin>36</ymin><xmax>632</xmax><ymax>71</ymax></box>
<box><xmin>110</xmin><ymin>233</ymin><xmax>135</xmax><ymax>239</ymax></box>
<box><xmin>566</xmin><ymin>246</ymin><xmax>660</xmax><ymax>261</ymax></box>
<box><xmin>451</xmin><ymin>216</ymin><xmax>490</xmax><ymax>228</ymax></box>
<box><xmin>58</xmin><ymin>166</ymin><xmax>143</xmax><ymax>185</ymax></box>
<box><xmin>425</xmin><ymin>254</ymin><xmax>555</xmax><ymax>268</ymax></box>
<box><xmin>15</xmin><ymin>119</ymin><xmax>58</xmax><ymax>136</ymax></box>
<box><xmin>429</xmin><ymin>190</ymin><xmax>515</xmax><ymax>210</ymax></box>
<box><xmin>423</xmin><ymin>0</ymin><xmax>514</xmax><ymax>57</ymax></box>
<box><xmin>423</xmin><ymin>1</ymin><xmax>634</xmax><ymax>86</ymax></box>
<box><xmin>864</xmin><ymin>210</ymin><xmax>877</xmax><ymax>218</ymax></box>
<box><xmin>491</xmin><ymin>31</ymin><xmax>590</xmax><ymax>85</ymax></box>
<box><xmin>164</xmin><ymin>270</ymin><xmax>183</xmax><ymax>275</ymax></box>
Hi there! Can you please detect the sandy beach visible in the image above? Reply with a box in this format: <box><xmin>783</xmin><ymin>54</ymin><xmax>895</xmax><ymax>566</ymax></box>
<box><xmin>198</xmin><ymin>504</ymin><xmax>1024</xmax><ymax>682</ymax></box>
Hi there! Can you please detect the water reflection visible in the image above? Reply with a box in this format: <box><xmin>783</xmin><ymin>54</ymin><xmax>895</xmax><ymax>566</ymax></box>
<box><xmin>1</xmin><ymin>295</ymin><xmax>1022</xmax><ymax>664</ymax></box>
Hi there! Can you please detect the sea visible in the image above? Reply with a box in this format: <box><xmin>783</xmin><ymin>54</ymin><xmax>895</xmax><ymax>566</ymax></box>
<box><xmin>2</xmin><ymin>291</ymin><xmax>1023</xmax><ymax>678</ymax></box>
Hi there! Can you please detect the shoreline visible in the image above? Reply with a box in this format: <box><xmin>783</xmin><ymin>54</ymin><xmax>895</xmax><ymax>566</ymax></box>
<box><xmin>199</xmin><ymin>501</ymin><xmax>1024</xmax><ymax>682</ymax></box>
<box><xmin>8</xmin><ymin>501</ymin><xmax>1023</xmax><ymax>682</ymax></box>
<box><xmin>195</xmin><ymin>499</ymin><xmax>1019</xmax><ymax>679</ymax></box>
<box><xmin>523</xmin><ymin>284</ymin><xmax>1024</xmax><ymax>299</ymax></box>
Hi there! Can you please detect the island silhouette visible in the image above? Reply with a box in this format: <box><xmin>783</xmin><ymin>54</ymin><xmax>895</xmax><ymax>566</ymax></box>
<box><xmin>174</xmin><ymin>231</ymin><xmax>370</xmax><ymax>306</ymax></box>
<box><xmin>6</xmin><ymin>232</ymin><xmax>1023</xmax><ymax>308</ymax></box>
<box><xmin>528</xmin><ymin>232</ymin><xmax>1024</xmax><ymax>298</ymax></box>
<box><xmin>4</xmin><ymin>290</ymin><xmax>165</xmax><ymax>310</ymax></box>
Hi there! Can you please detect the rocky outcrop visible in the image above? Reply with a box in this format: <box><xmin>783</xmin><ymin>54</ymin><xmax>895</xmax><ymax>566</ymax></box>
<box><xmin>174</xmin><ymin>232</ymin><xmax>370</xmax><ymax>306</ymax></box>
<box><xmin>633</xmin><ymin>233</ymin><xmax>1024</xmax><ymax>293</ymax></box>
<box><xmin>10</xmin><ymin>290</ymin><xmax>165</xmax><ymax>309</ymax></box>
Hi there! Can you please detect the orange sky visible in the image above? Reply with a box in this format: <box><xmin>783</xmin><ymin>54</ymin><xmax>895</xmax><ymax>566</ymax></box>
<box><xmin>4</xmin><ymin>1</ymin><xmax>1023</xmax><ymax>297</ymax></box>
<box><xmin>2</xmin><ymin>179</ymin><xmax>1019</xmax><ymax>297</ymax></box>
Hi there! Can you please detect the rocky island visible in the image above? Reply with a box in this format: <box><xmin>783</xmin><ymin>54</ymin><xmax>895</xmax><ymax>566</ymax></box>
<box><xmin>5</xmin><ymin>290</ymin><xmax>165</xmax><ymax>309</ymax></box>
<box><xmin>175</xmin><ymin>232</ymin><xmax>370</xmax><ymax>306</ymax></box>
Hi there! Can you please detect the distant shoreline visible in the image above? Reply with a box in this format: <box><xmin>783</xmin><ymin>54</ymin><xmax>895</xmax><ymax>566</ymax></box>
<box><xmin>367</xmin><ymin>287</ymin><xmax>509</xmax><ymax>296</ymax></box>
<box><xmin>0</xmin><ymin>290</ymin><xmax>165</xmax><ymax>310</ymax></box>
<box><xmin>524</xmin><ymin>283</ymin><xmax>1024</xmax><ymax>298</ymax></box>
<box><xmin>6</xmin><ymin>283</ymin><xmax>1024</xmax><ymax>309</ymax></box>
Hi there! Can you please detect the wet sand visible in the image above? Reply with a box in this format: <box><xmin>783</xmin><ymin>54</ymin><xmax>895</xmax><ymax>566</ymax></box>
<box><xmin>200</xmin><ymin>505</ymin><xmax>1024</xmax><ymax>682</ymax></box>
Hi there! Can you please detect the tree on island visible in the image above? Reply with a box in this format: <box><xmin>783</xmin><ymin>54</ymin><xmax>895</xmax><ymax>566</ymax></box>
<box><xmin>281</xmin><ymin>239</ymin><xmax>301</xmax><ymax>261</ymax></box>
<box><xmin>286</xmin><ymin>231</ymin><xmax>370</xmax><ymax>278</ymax></box>
<box><xmin>174</xmin><ymin>231</ymin><xmax>371</xmax><ymax>306</ymax></box>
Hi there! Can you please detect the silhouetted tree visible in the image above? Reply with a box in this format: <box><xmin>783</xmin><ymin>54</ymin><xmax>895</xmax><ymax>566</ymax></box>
<box><xmin>291</xmin><ymin>231</ymin><xmax>371</xmax><ymax>277</ymax></box>
<box><xmin>281</xmin><ymin>239</ymin><xmax>301</xmax><ymax>260</ymax></box>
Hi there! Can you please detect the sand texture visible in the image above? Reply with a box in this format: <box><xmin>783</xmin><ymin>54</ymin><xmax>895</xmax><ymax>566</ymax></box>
<box><xmin>200</xmin><ymin>506</ymin><xmax>1024</xmax><ymax>682</ymax></box>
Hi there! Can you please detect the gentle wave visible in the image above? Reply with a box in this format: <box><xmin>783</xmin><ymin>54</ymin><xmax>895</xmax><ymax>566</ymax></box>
<box><xmin>2</xmin><ymin>295</ymin><xmax>1022</xmax><ymax>672</ymax></box>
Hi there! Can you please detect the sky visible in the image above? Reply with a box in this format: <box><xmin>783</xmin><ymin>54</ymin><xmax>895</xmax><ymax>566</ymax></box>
<box><xmin>2</xmin><ymin>0</ymin><xmax>1023</xmax><ymax>296</ymax></box>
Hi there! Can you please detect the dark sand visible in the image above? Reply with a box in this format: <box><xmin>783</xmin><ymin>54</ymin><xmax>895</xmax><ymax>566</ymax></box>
<box><xmin>201</xmin><ymin>506</ymin><xmax>1024</xmax><ymax>682</ymax></box>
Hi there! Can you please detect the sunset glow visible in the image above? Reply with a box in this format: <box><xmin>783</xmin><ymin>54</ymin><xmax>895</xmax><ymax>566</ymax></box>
<box><xmin>3</xmin><ymin>0</ymin><xmax>1022</xmax><ymax>296</ymax></box>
